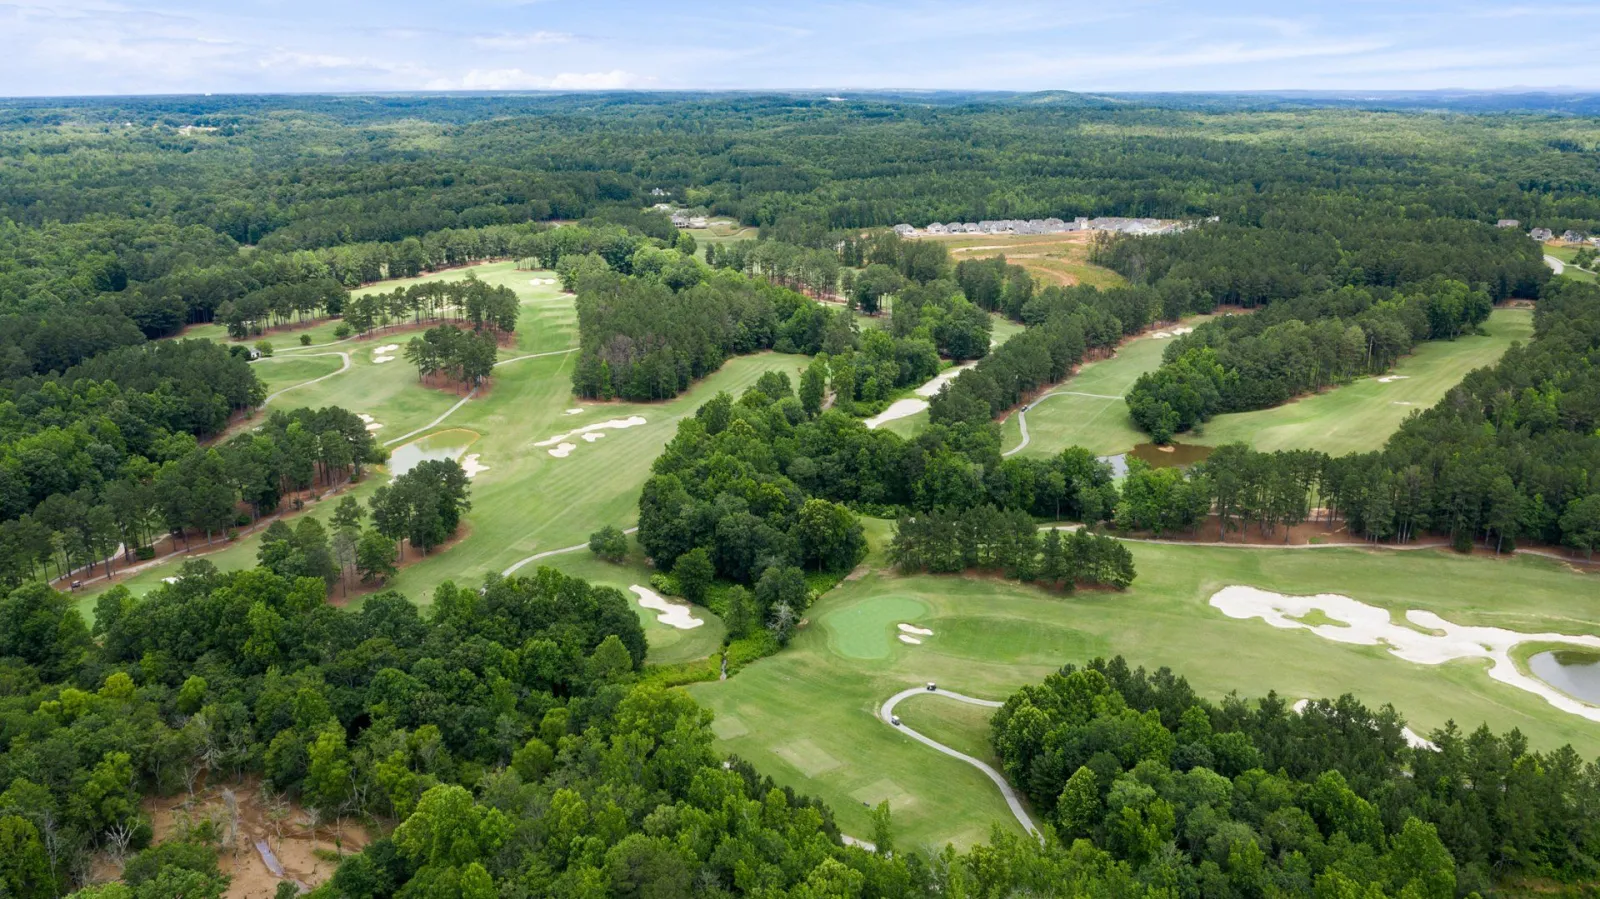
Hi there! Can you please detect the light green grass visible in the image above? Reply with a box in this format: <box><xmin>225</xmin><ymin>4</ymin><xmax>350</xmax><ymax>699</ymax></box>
<box><xmin>1000</xmin><ymin>316</ymin><xmax>1216</xmax><ymax>457</ymax></box>
<box><xmin>689</xmin><ymin>532</ymin><xmax>1600</xmax><ymax>851</ymax></box>
<box><xmin>1188</xmin><ymin>308</ymin><xmax>1533</xmax><ymax>454</ymax></box>
<box><xmin>892</xmin><ymin>693</ymin><xmax>1003</xmax><ymax>765</ymax></box>
<box><xmin>252</xmin><ymin>355</ymin><xmax>344</xmax><ymax>394</ymax></box>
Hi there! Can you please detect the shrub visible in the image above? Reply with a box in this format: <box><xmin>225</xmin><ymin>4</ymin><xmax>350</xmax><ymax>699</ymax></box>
<box><xmin>588</xmin><ymin>525</ymin><xmax>629</xmax><ymax>562</ymax></box>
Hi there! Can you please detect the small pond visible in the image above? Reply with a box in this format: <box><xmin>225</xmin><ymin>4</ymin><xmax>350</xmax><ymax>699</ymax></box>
<box><xmin>1099</xmin><ymin>442</ymin><xmax>1215</xmax><ymax>477</ymax></box>
<box><xmin>1528</xmin><ymin>649</ymin><xmax>1600</xmax><ymax>706</ymax></box>
<box><xmin>387</xmin><ymin>428</ymin><xmax>479</xmax><ymax>478</ymax></box>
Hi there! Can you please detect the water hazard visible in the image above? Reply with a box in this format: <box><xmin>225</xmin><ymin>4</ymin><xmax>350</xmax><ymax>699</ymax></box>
<box><xmin>1528</xmin><ymin>649</ymin><xmax>1600</xmax><ymax>706</ymax></box>
<box><xmin>1099</xmin><ymin>442</ymin><xmax>1214</xmax><ymax>477</ymax></box>
<box><xmin>387</xmin><ymin>428</ymin><xmax>479</xmax><ymax>477</ymax></box>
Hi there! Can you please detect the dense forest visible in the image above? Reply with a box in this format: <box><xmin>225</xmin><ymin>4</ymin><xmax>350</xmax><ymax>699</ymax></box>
<box><xmin>6</xmin><ymin>92</ymin><xmax>1600</xmax><ymax>896</ymax></box>
<box><xmin>992</xmin><ymin>657</ymin><xmax>1600</xmax><ymax>896</ymax></box>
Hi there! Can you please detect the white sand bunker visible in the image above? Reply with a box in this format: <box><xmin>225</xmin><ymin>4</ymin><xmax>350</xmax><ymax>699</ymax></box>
<box><xmin>1151</xmin><ymin>326</ymin><xmax>1194</xmax><ymax>340</ymax></box>
<box><xmin>564</xmin><ymin>408</ymin><xmax>584</xmax><ymax>415</ymax></box>
<box><xmin>582</xmin><ymin>432</ymin><xmax>605</xmax><ymax>442</ymax></box>
<box><xmin>372</xmin><ymin>344</ymin><xmax>400</xmax><ymax>364</ymax></box>
<box><xmin>1377</xmin><ymin>375</ymin><xmax>1410</xmax><ymax>383</ymax></box>
<box><xmin>899</xmin><ymin>635</ymin><xmax>922</xmax><ymax>645</ymax></box>
<box><xmin>1211</xmin><ymin>585</ymin><xmax>1600</xmax><ymax>723</ymax></box>
<box><xmin>1151</xmin><ymin>331</ymin><xmax>1172</xmax><ymax>339</ymax></box>
<box><xmin>1391</xmin><ymin>401</ymin><xmax>1413</xmax><ymax>406</ymax></box>
<box><xmin>461</xmin><ymin>453</ymin><xmax>489</xmax><ymax>478</ymax></box>
<box><xmin>162</xmin><ymin>576</ymin><xmax>180</xmax><ymax>584</ymax></box>
<box><xmin>547</xmin><ymin>443</ymin><xmax>577</xmax><ymax>458</ymax></box>
<box><xmin>358</xmin><ymin>413</ymin><xmax>383</xmax><ymax>431</ymax></box>
<box><xmin>529</xmin><ymin>278</ymin><xmax>558</xmax><ymax>285</ymax></box>
<box><xmin>535</xmin><ymin>416</ymin><xmax>647</xmax><ymax>450</ymax></box>
<box><xmin>629</xmin><ymin>585</ymin><xmax>704</xmax><ymax>629</ymax></box>
<box><xmin>898</xmin><ymin>623</ymin><xmax>933</xmax><ymax>636</ymax></box>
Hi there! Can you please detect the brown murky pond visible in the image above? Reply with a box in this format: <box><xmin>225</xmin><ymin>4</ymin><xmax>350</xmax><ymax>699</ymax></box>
<box><xmin>1099</xmin><ymin>442</ymin><xmax>1214</xmax><ymax>477</ymax></box>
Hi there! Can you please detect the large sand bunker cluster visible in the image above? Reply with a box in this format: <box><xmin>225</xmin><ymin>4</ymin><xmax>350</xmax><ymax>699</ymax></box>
<box><xmin>1210</xmin><ymin>585</ymin><xmax>1600</xmax><ymax>723</ymax></box>
<box><xmin>536</xmin><ymin>416</ymin><xmax>647</xmax><ymax>457</ymax></box>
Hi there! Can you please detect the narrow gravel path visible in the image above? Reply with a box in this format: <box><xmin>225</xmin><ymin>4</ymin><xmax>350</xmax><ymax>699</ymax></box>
<box><xmin>494</xmin><ymin>347</ymin><xmax>578</xmax><ymax>367</ymax></box>
<box><xmin>261</xmin><ymin>352</ymin><xmax>351</xmax><ymax>404</ymax></box>
<box><xmin>879</xmin><ymin>687</ymin><xmax>1040</xmax><ymax>839</ymax></box>
<box><xmin>383</xmin><ymin>389</ymin><xmax>479</xmax><ymax>446</ymax></box>
<box><xmin>501</xmin><ymin>527</ymin><xmax>639</xmax><ymax>576</ymax></box>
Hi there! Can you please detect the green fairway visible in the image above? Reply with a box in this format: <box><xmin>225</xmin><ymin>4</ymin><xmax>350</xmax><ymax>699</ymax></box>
<box><xmin>1189</xmin><ymin>307</ymin><xmax>1533</xmax><ymax>454</ymax></box>
<box><xmin>1000</xmin><ymin>316</ymin><xmax>1216</xmax><ymax>456</ymax></box>
<box><xmin>252</xmin><ymin>354</ymin><xmax>345</xmax><ymax>394</ymax></box>
<box><xmin>90</xmin><ymin>261</ymin><xmax>804</xmax><ymax>637</ymax></box>
<box><xmin>689</xmin><ymin>532</ymin><xmax>1600</xmax><ymax>851</ymax></box>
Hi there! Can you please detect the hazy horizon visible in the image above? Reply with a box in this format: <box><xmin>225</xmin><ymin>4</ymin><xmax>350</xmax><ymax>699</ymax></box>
<box><xmin>4</xmin><ymin>1</ymin><xmax>1600</xmax><ymax>98</ymax></box>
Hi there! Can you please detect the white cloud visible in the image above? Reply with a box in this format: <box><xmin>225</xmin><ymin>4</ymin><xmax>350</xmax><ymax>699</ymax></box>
<box><xmin>472</xmin><ymin>30</ymin><xmax>573</xmax><ymax>49</ymax></box>
<box><xmin>435</xmin><ymin>68</ymin><xmax>647</xmax><ymax>91</ymax></box>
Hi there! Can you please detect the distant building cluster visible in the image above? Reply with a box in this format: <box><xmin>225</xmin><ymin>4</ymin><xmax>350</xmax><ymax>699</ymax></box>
<box><xmin>894</xmin><ymin>216</ymin><xmax>1203</xmax><ymax>238</ymax></box>
<box><xmin>652</xmin><ymin>202</ymin><xmax>708</xmax><ymax>229</ymax></box>
<box><xmin>1527</xmin><ymin>226</ymin><xmax>1600</xmax><ymax>246</ymax></box>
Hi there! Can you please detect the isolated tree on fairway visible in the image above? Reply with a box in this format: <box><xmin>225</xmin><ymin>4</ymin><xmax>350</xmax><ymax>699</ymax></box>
<box><xmin>588</xmin><ymin>526</ymin><xmax>629</xmax><ymax>562</ymax></box>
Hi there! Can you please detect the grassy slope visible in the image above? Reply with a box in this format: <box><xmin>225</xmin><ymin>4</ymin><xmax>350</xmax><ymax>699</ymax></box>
<box><xmin>1189</xmin><ymin>308</ymin><xmax>1533</xmax><ymax>454</ymax></box>
<box><xmin>998</xmin><ymin>316</ymin><xmax>1217</xmax><ymax>456</ymax></box>
<box><xmin>690</xmin><ymin>530</ymin><xmax>1600</xmax><ymax>852</ymax></box>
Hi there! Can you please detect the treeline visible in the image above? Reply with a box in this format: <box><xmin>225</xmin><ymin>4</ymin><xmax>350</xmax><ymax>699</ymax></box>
<box><xmin>0</xmin><ymin>340</ymin><xmax>265</xmax><ymax>577</ymax></box>
<box><xmin>890</xmin><ymin>510</ymin><xmax>1136</xmax><ymax>589</ymax></box>
<box><xmin>1127</xmin><ymin>279</ymin><xmax>1495</xmax><ymax>441</ymax></box>
<box><xmin>342</xmin><ymin>276</ymin><xmax>520</xmax><ymax>340</ymax></box>
<box><xmin>928</xmin><ymin>282</ymin><xmax>1168</xmax><ymax>428</ymax></box>
<box><xmin>993</xmin><ymin>656</ymin><xmax>1600</xmax><ymax>895</ymax></box>
<box><xmin>0</xmin><ymin>404</ymin><xmax>382</xmax><ymax>588</ymax></box>
<box><xmin>1338</xmin><ymin>279</ymin><xmax>1600</xmax><ymax>554</ymax></box>
<box><xmin>216</xmin><ymin>278</ymin><xmax>347</xmax><ymax>339</ymax></box>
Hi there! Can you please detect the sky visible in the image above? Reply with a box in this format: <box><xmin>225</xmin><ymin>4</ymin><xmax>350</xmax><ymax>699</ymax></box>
<box><xmin>4</xmin><ymin>0</ymin><xmax>1600</xmax><ymax>97</ymax></box>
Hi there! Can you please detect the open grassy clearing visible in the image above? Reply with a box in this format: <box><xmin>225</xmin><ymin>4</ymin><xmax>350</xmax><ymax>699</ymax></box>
<box><xmin>923</xmin><ymin>232</ymin><xmax>1127</xmax><ymax>289</ymax></box>
<box><xmin>999</xmin><ymin>316</ymin><xmax>1217</xmax><ymax>456</ymax></box>
<box><xmin>690</xmin><ymin>531</ymin><xmax>1600</xmax><ymax>851</ymax></box>
<box><xmin>1189</xmin><ymin>306</ymin><xmax>1533</xmax><ymax>455</ymax></box>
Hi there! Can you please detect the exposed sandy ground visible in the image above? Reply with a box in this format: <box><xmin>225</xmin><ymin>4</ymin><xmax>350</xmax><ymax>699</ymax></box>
<box><xmin>898</xmin><ymin>623</ymin><xmax>934</xmax><ymax>636</ymax></box>
<box><xmin>86</xmin><ymin>778</ymin><xmax>371</xmax><ymax>899</ymax></box>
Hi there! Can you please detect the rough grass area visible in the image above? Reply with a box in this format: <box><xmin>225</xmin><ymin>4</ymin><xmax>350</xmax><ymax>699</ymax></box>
<box><xmin>689</xmin><ymin>529</ymin><xmax>1600</xmax><ymax>851</ymax></box>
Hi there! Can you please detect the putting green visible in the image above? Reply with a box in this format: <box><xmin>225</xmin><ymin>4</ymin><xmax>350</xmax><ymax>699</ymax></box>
<box><xmin>823</xmin><ymin>595</ymin><xmax>932</xmax><ymax>659</ymax></box>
